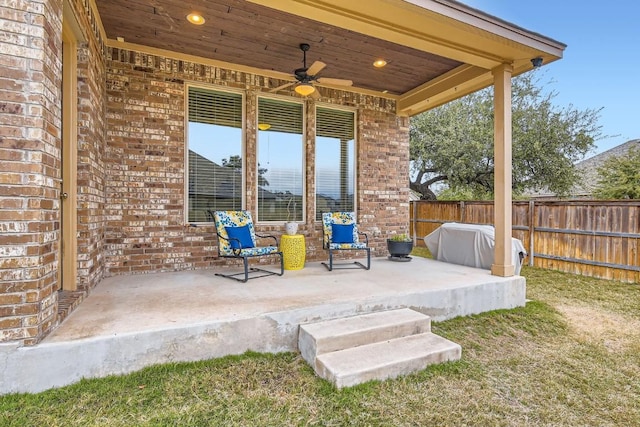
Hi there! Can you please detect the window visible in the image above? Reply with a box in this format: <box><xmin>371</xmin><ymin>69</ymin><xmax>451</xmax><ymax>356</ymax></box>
<box><xmin>187</xmin><ymin>86</ymin><xmax>243</xmax><ymax>222</ymax></box>
<box><xmin>257</xmin><ymin>97</ymin><xmax>304</xmax><ymax>222</ymax></box>
<box><xmin>315</xmin><ymin>107</ymin><xmax>356</xmax><ymax>220</ymax></box>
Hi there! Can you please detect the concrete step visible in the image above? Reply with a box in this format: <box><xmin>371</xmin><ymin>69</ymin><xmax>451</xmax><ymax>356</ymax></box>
<box><xmin>299</xmin><ymin>308</ymin><xmax>431</xmax><ymax>364</ymax></box>
<box><xmin>298</xmin><ymin>308</ymin><xmax>462</xmax><ymax>388</ymax></box>
<box><xmin>315</xmin><ymin>332</ymin><xmax>462</xmax><ymax>388</ymax></box>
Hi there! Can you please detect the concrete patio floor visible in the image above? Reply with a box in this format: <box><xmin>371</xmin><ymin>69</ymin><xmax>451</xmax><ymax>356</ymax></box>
<box><xmin>0</xmin><ymin>256</ymin><xmax>525</xmax><ymax>394</ymax></box>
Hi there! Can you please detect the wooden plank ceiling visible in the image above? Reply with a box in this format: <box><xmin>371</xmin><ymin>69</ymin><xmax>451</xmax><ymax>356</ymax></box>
<box><xmin>95</xmin><ymin>0</ymin><xmax>463</xmax><ymax>95</ymax></box>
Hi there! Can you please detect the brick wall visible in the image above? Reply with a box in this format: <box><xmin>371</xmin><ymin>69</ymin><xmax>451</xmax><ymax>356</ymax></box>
<box><xmin>0</xmin><ymin>0</ymin><xmax>63</xmax><ymax>344</ymax></box>
<box><xmin>0</xmin><ymin>0</ymin><xmax>106</xmax><ymax>344</ymax></box>
<box><xmin>103</xmin><ymin>48</ymin><xmax>410</xmax><ymax>273</ymax></box>
<box><xmin>104</xmin><ymin>57</ymin><xmax>189</xmax><ymax>274</ymax></box>
<box><xmin>359</xmin><ymin>110</ymin><xmax>411</xmax><ymax>255</ymax></box>
<box><xmin>76</xmin><ymin>38</ymin><xmax>106</xmax><ymax>289</ymax></box>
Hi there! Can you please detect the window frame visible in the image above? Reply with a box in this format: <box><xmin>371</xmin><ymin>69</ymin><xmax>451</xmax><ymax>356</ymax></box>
<box><xmin>314</xmin><ymin>103</ymin><xmax>358</xmax><ymax>222</ymax></box>
<box><xmin>255</xmin><ymin>94</ymin><xmax>307</xmax><ymax>225</ymax></box>
<box><xmin>184</xmin><ymin>83</ymin><xmax>246</xmax><ymax>224</ymax></box>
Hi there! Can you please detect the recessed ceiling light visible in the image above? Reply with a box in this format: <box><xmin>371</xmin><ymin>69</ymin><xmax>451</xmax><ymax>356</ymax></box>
<box><xmin>186</xmin><ymin>13</ymin><xmax>205</xmax><ymax>25</ymax></box>
<box><xmin>373</xmin><ymin>59</ymin><xmax>387</xmax><ymax>68</ymax></box>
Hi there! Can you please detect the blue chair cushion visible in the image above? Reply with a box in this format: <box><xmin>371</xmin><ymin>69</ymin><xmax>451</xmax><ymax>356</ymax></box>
<box><xmin>225</xmin><ymin>225</ymin><xmax>254</xmax><ymax>249</ymax></box>
<box><xmin>332</xmin><ymin>224</ymin><xmax>355</xmax><ymax>244</ymax></box>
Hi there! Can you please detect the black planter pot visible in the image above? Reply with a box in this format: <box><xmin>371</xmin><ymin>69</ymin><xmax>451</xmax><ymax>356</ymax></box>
<box><xmin>387</xmin><ymin>239</ymin><xmax>413</xmax><ymax>260</ymax></box>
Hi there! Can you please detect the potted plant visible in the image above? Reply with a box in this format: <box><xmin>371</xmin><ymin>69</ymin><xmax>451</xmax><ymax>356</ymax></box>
<box><xmin>387</xmin><ymin>233</ymin><xmax>413</xmax><ymax>261</ymax></box>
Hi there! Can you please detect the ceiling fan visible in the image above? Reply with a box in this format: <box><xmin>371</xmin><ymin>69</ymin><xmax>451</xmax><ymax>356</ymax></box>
<box><xmin>270</xmin><ymin>43</ymin><xmax>353</xmax><ymax>97</ymax></box>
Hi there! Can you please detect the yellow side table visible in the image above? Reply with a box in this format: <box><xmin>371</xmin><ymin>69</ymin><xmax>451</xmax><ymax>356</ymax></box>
<box><xmin>280</xmin><ymin>234</ymin><xmax>306</xmax><ymax>270</ymax></box>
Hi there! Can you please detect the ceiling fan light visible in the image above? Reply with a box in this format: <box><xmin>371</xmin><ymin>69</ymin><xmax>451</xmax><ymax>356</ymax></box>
<box><xmin>186</xmin><ymin>13</ymin><xmax>205</xmax><ymax>25</ymax></box>
<box><xmin>294</xmin><ymin>83</ymin><xmax>315</xmax><ymax>96</ymax></box>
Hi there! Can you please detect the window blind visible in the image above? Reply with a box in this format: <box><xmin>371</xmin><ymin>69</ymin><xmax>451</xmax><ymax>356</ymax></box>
<box><xmin>258</xmin><ymin>97</ymin><xmax>303</xmax><ymax>134</ymax></box>
<box><xmin>315</xmin><ymin>107</ymin><xmax>355</xmax><ymax>220</ymax></box>
<box><xmin>257</xmin><ymin>97</ymin><xmax>304</xmax><ymax>222</ymax></box>
<box><xmin>187</xmin><ymin>86</ymin><xmax>243</xmax><ymax>222</ymax></box>
<box><xmin>188</xmin><ymin>87</ymin><xmax>243</xmax><ymax>128</ymax></box>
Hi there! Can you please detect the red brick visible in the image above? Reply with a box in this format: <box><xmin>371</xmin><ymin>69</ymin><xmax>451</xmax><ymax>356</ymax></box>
<box><xmin>0</xmin><ymin>317</ymin><xmax>21</xmax><ymax>329</ymax></box>
<box><xmin>0</xmin><ymin>294</ymin><xmax>23</xmax><ymax>305</ymax></box>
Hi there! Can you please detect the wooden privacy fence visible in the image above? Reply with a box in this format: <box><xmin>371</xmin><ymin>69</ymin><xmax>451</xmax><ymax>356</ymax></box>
<box><xmin>410</xmin><ymin>200</ymin><xmax>640</xmax><ymax>283</ymax></box>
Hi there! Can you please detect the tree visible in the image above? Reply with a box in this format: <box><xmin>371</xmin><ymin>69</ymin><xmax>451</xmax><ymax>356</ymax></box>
<box><xmin>593</xmin><ymin>147</ymin><xmax>640</xmax><ymax>199</ymax></box>
<box><xmin>222</xmin><ymin>155</ymin><xmax>269</xmax><ymax>186</ymax></box>
<box><xmin>410</xmin><ymin>71</ymin><xmax>603</xmax><ymax>199</ymax></box>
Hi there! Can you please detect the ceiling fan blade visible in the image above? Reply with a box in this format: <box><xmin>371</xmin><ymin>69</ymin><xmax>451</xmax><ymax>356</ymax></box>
<box><xmin>306</xmin><ymin>60</ymin><xmax>326</xmax><ymax>76</ymax></box>
<box><xmin>269</xmin><ymin>81</ymin><xmax>295</xmax><ymax>93</ymax></box>
<box><xmin>316</xmin><ymin>77</ymin><xmax>353</xmax><ymax>86</ymax></box>
<box><xmin>310</xmin><ymin>88</ymin><xmax>321</xmax><ymax>99</ymax></box>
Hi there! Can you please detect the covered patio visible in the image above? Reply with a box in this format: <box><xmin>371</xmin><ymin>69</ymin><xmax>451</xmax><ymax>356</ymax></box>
<box><xmin>1</xmin><ymin>0</ymin><xmax>563</xmax><ymax>392</ymax></box>
<box><xmin>1</xmin><ymin>256</ymin><xmax>524</xmax><ymax>394</ymax></box>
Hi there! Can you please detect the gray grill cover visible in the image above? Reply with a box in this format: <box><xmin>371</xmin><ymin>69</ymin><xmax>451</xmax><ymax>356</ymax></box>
<box><xmin>424</xmin><ymin>223</ymin><xmax>526</xmax><ymax>274</ymax></box>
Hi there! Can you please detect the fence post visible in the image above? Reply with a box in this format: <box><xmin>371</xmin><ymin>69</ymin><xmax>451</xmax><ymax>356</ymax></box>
<box><xmin>460</xmin><ymin>201</ymin><xmax>466</xmax><ymax>223</ymax></box>
<box><xmin>528</xmin><ymin>200</ymin><xmax>535</xmax><ymax>266</ymax></box>
<box><xmin>412</xmin><ymin>201</ymin><xmax>418</xmax><ymax>245</ymax></box>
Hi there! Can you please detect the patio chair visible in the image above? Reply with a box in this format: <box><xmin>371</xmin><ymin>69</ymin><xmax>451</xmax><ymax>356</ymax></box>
<box><xmin>213</xmin><ymin>210</ymin><xmax>284</xmax><ymax>282</ymax></box>
<box><xmin>321</xmin><ymin>211</ymin><xmax>371</xmax><ymax>271</ymax></box>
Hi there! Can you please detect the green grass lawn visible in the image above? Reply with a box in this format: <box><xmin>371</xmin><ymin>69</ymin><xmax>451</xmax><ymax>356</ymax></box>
<box><xmin>1</xmin><ymin>259</ymin><xmax>639</xmax><ymax>426</ymax></box>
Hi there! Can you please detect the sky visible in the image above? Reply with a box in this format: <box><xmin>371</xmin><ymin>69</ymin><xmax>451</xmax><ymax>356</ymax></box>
<box><xmin>460</xmin><ymin>0</ymin><xmax>640</xmax><ymax>157</ymax></box>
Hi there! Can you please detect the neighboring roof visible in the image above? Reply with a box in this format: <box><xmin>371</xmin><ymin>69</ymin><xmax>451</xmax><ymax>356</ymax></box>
<box><xmin>94</xmin><ymin>0</ymin><xmax>565</xmax><ymax>116</ymax></box>
<box><xmin>525</xmin><ymin>139</ymin><xmax>640</xmax><ymax>199</ymax></box>
<box><xmin>409</xmin><ymin>189</ymin><xmax>423</xmax><ymax>201</ymax></box>
<box><xmin>188</xmin><ymin>151</ymin><xmax>282</xmax><ymax>200</ymax></box>
<box><xmin>572</xmin><ymin>139</ymin><xmax>640</xmax><ymax>196</ymax></box>
<box><xmin>188</xmin><ymin>151</ymin><xmax>242</xmax><ymax>198</ymax></box>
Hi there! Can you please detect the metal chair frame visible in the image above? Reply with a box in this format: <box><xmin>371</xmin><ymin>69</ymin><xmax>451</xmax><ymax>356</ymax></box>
<box><xmin>213</xmin><ymin>210</ymin><xmax>284</xmax><ymax>283</ymax></box>
<box><xmin>321</xmin><ymin>212</ymin><xmax>371</xmax><ymax>271</ymax></box>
